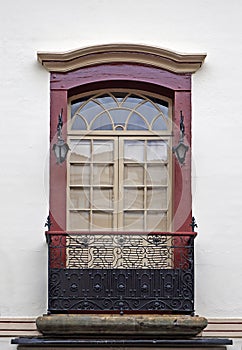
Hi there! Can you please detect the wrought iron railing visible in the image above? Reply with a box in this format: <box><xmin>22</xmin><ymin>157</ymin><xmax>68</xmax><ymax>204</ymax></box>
<box><xmin>46</xmin><ymin>231</ymin><xmax>196</xmax><ymax>315</ymax></box>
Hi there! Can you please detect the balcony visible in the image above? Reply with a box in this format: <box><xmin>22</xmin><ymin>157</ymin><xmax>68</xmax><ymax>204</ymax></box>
<box><xmin>46</xmin><ymin>231</ymin><xmax>196</xmax><ymax>315</ymax></box>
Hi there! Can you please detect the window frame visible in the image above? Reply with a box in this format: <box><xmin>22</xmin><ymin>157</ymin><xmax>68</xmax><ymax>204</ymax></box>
<box><xmin>67</xmin><ymin>89</ymin><xmax>173</xmax><ymax>232</ymax></box>
<box><xmin>49</xmin><ymin>63</ymin><xmax>192</xmax><ymax>233</ymax></box>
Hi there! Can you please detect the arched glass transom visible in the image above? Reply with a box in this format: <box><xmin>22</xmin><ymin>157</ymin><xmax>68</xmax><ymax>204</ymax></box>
<box><xmin>70</xmin><ymin>92</ymin><xmax>171</xmax><ymax>133</ymax></box>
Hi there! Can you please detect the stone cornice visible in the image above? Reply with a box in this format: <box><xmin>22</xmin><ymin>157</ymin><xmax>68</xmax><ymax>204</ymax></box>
<box><xmin>37</xmin><ymin>44</ymin><xmax>206</xmax><ymax>74</ymax></box>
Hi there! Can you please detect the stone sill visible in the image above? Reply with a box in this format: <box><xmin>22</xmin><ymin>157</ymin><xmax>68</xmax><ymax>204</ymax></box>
<box><xmin>36</xmin><ymin>314</ymin><xmax>208</xmax><ymax>337</ymax></box>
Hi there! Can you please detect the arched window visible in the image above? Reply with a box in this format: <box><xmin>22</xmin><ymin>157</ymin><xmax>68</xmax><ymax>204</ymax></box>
<box><xmin>67</xmin><ymin>90</ymin><xmax>172</xmax><ymax>232</ymax></box>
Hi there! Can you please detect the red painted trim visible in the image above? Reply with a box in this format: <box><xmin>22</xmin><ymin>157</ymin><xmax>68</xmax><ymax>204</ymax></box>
<box><xmin>49</xmin><ymin>63</ymin><xmax>193</xmax><ymax>235</ymax></box>
<box><xmin>173</xmin><ymin>91</ymin><xmax>192</xmax><ymax>232</ymax></box>
<box><xmin>49</xmin><ymin>90</ymin><xmax>68</xmax><ymax>231</ymax></box>
<box><xmin>48</xmin><ymin>234</ymin><xmax>66</xmax><ymax>269</ymax></box>
<box><xmin>50</xmin><ymin>64</ymin><xmax>191</xmax><ymax>92</ymax></box>
<box><xmin>68</xmin><ymin>80</ymin><xmax>174</xmax><ymax>100</ymax></box>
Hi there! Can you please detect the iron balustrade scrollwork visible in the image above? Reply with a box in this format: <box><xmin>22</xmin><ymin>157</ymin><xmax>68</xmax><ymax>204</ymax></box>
<box><xmin>46</xmin><ymin>231</ymin><xmax>196</xmax><ymax>315</ymax></box>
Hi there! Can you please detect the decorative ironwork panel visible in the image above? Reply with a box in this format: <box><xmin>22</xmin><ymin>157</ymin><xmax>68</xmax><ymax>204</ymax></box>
<box><xmin>66</xmin><ymin>234</ymin><xmax>172</xmax><ymax>269</ymax></box>
<box><xmin>47</xmin><ymin>232</ymin><xmax>195</xmax><ymax>314</ymax></box>
<box><xmin>49</xmin><ymin>268</ymin><xmax>193</xmax><ymax>313</ymax></box>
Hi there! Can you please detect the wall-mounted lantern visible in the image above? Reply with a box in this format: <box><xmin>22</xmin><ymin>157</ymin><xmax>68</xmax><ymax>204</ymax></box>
<box><xmin>173</xmin><ymin>111</ymin><xmax>189</xmax><ymax>165</ymax></box>
<box><xmin>52</xmin><ymin>109</ymin><xmax>69</xmax><ymax>164</ymax></box>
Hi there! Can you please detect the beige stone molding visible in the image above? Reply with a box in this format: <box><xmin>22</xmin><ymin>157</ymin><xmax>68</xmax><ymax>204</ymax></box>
<box><xmin>0</xmin><ymin>318</ymin><xmax>40</xmax><ymax>337</ymax></box>
<box><xmin>37</xmin><ymin>44</ymin><xmax>206</xmax><ymax>74</ymax></box>
<box><xmin>1</xmin><ymin>317</ymin><xmax>242</xmax><ymax>338</ymax></box>
<box><xmin>203</xmin><ymin>318</ymin><xmax>242</xmax><ymax>338</ymax></box>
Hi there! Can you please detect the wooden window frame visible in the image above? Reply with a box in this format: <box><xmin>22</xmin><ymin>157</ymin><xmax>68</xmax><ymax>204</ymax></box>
<box><xmin>67</xmin><ymin>90</ymin><xmax>173</xmax><ymax>232</ymax></box>
<box><xmin>67</xmin><ymin>135</ymin><xmax>172</xmax><ymax>232</ymax></box>
<box><xmin>39</xmin><ymin>44</ymin><xmax>206</xmax><ymax>233</ymax></box>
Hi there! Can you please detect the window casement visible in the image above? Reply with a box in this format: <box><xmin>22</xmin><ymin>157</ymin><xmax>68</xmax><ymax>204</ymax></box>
<box><xmin>37</xmin><ymin>44</ymin><xmax>206</xmax><ymax>315</ymax></box>
<box><xmin>67</xmin><ymin>90</ymin><xmax>172</xmax><ymax>232</ymax></box>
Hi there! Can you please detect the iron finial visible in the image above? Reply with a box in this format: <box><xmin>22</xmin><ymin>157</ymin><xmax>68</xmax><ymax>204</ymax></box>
<box><xmin>45</xmin><ymin>215</ymin><xmax>52</xmax><ymax>231</ymax></box>
<box><xmin>190</xmin><ymin>216</ymin><xmax>198</xmax><ymax>232</ymax></box>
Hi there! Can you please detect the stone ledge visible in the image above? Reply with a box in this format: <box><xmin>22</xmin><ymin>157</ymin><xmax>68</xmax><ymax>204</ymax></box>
<box><xmin>36</xmin><ymin>314</ymin><xmax>208</xmax><ymax>337</ymax></box>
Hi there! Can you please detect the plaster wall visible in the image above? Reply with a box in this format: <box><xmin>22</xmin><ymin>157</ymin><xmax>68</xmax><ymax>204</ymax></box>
<box><xmin>0</xmin><ymin>0</ymin><xmax>241</xmax><ymax>325</ymax></box>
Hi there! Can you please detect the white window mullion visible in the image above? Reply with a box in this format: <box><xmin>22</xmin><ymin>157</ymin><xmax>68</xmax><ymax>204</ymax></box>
<box><xmin>90</xmin><ymin>139</ymin><xmax>93</xmax><ymax>230</ymax></box>
<box><xmin>117</xmin><ymin>137</ymin><xmax>124</xmax><ymax>231</ymax></box>
<box><xmin>113</xmin><ymin>138</ymin><xmax>119</xmax><ymax>231</ymax></box>
<box><xmin>144</xmin><ymin>139</ymin><xmax>147</xmax><ymax>230</ymax></box>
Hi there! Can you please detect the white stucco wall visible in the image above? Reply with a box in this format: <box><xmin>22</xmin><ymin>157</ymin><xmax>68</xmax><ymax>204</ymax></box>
<box><xmin>1</xmin><ymin>0</ymin><xmax>242</xmax><ymax>329</ymax></box>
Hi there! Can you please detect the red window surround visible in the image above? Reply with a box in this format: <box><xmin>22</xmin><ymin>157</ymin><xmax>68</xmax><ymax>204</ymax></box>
<box><xmin>37</xmin><ymin>44</ymin><xmax>206</xmax><ymax>233</ymax></box>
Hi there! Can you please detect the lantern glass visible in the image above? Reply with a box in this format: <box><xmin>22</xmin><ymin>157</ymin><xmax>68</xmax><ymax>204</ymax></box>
<box><xmin>173</xmin><ymin>141</ymin><xmax>189</xmax><ymax>165</ymax></box>
<box><xmin>53</xmin><ymin>138</ymin><xmax>70</xmax><ymax>164</ymax></box>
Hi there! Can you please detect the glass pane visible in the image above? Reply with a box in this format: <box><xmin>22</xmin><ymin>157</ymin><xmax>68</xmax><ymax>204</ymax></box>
<box><xmin>71</xmin><ymin>101</ymin><xmax>84</xmax><ymax>117</ymax></box>
<box><xmin>127</xmin><ymin>113</ymin><xmax>149</xmax><ymax>130</ymax></box>
<box><xmin>70</xmin><ymin>140</ymin><xmax>90</xmax><ymax>162</ymax></box>
<box><xmin>93</xmin><ymin>141</ymin><xmax>113</xmax><ymax>161</ymax></box>
<box><xmin>92</xmin><ymin>211</ymin><xmax>113</xmax><ymax>229</ymax></box>
<box><xmin>96</xmin><ymin>95</ymin><xmax>118</xmax><ymax>108</ymax></box>
<box><xmin>80</xmin><ymin>101</ymin><xmax>104</xmax><ymax>124</ymax></box>
<box><xmin>124</xmin><ymin>188</ymin><xmax>144</xmax><ymax>209</ymax></box>
<box><xmin>69</xmin><ymin>211</ymin><xmax>89</xmax><ymax>230</ymax></box>
<box><xmin>69</xmin><ymin>188</ymin><xmax>90</xmax><ymax>208</ymax></box>
<box><xmin>147</xmin><ymin>140</ymin><xmax>167</xmax><ymax>161</ymax></box>
<box><xmin>156</xmin><ymin>102</ymin><xmax>169</xmax><ymax>118</ymax></box>
<box><xmin>122</xmin><ymin>95</ymin><xmax>143</xmax><ymax>108</ymax></box>
<box><xmin>147</xmin><ymin>165</ymin><xmax>167</xmax><ymax>186</ymax></box>
<box><xmin>147</xmin><ymin>188</ymin><xmax>167</xmax><ymax>210</ymax></box>
<box><xmin>91</xmin><ymin>113</ymin><xmax>113</xmax><ymax>130</ymax></box>
<box><xmin>93</xmin><ymin>165</ymin><xmax>113</xmax><ymax>185</ymax></box>
<box><xmin>147</xmin><ymin>211</ymin><xmax>167</xmax><ymax>231</ymax></box>
<box><xmin>109</xmin><ymin>109</ymin><xmax>130</xmax><ymax>126</ymax></box>
<box><xmin>70</xmin><ymin>165</ymin><xmax>90</xmax><ymax>185</ymax></box>
<box><xmin>93</xmin><ymin>188</ymin><xmax>113</xmax><ymax>209</ymax></box>
<box><xmin>124</xmin><ymin>164</ymin><xmax>144</xmax><ymax>186</ymax></box>
<box><xmin>135</xmin><ymin>101</ymin><xmax>159</xmax><ymax>122</ymax></box>
<box><xmin>71</xmin><ymin>115</ymin><xmax>87</xmax><ymax>130</ymax></box>
<box><xmin>123</xmin><ymin>211</ymin><xmax>144</xmax><ymax>230</ymax></box>
<box><xmin>124</xmin><ymin>140</ymin><xmax>144</xmax><ymax>162</ymax></box>
<box><xmin>152</xmin><ymin>116</ymin><xmax>168</xmax><ymax>130</ymax></box>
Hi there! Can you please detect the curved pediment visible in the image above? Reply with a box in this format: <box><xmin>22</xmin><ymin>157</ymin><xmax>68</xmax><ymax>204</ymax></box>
<box><xmin>37</xmin><ymin>43</ymin><xmax>206</xmax><ymax>74</ymax></box>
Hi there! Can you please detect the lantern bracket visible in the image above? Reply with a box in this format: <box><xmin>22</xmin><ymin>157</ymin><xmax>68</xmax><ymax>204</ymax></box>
<box><xmin>173</xmin><ymin>111</ymin><xmax>189</xmax><ymax>165</ymax></box>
